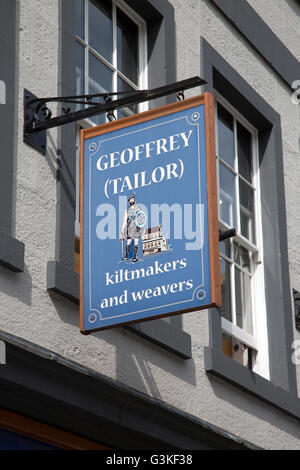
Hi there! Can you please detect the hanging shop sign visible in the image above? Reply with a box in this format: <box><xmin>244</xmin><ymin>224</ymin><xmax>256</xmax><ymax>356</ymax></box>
<box><xmin>80</xmin><ymin>93</ymin><xmax>221</xmax><ymax>333</ymax></box>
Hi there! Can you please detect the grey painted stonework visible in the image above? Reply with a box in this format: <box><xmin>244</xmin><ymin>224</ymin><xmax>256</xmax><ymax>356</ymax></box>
<box><xmin>205</xmin><ymin>346</ymin><xmax>300</xmax><ymax>420</ymax></box>
<box><xmin>210</xmin><ymin>0</ymin><xmax>300</xmax><ymax>88</ymax></box>
<box><xmin>0</xmin><ymin>0</ymin><xmax>25</xmax><ymax>272</ymax></box>
<box><xmin>0</xmin><ymin>231</ymin><xmax>24</xmax><ymax>273</ymax></box>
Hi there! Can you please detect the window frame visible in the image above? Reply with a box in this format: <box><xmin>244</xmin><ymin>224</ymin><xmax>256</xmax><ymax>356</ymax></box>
<box><xmin>75</xmin><ymin>0</ymin><xmax>148</xmax><ymax>239</ymax></box>
<box><xmin>216</xmin><ymin>93</ymin><xmax>261</xmax><ymax>253</ymax></box>
<box><xmin>75</xmin><ymin>0</ymin><xmax>148</xmax><ymax>107</ymax></box>
<box><xmin>214</xmin><ymin>92</ymin><xmax>269</xmax><ymax>377</ymax></box>
<box><xmin>201</xmin><ymin>36</ymin><xmax>298</xmax><ymax>396</ymax></box>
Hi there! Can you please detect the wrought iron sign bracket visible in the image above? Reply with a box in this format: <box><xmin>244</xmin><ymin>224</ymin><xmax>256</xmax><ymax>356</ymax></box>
<box><xmin>219</xmin><ymin>228</ymin><xmax>237</xmax><ymax>242</ymax></box>
<box><xmin>24</xmin><ymin>76</ymin><xmax>206</xmax><ymax>155</ymax></box>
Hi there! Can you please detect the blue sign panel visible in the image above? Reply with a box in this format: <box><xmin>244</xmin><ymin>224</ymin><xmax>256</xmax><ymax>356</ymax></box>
<box><xmin>80</xmin><ymin>94</ymin><xmax>220</xmax><ymax>333</ymax></box>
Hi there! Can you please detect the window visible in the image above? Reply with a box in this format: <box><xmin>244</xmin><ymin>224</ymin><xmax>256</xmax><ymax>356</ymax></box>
<box><xmin>202</xmin><ymin>37</ymin><xmax>298</xmax><ymax>398</ymax></box>
<box><xmin>75</xmin><ymin>0</ymin><xmax>148</xmax><ymax>125</ymax></box>
<box><xmin>74</xmin><ymin>0</ymin><xmax>148</xmax><ymax>244</ymax></box>
<box><xmin>215</xmin><ymin>94</ymin><xmax>268</xmax><ymax>377</ymax></box>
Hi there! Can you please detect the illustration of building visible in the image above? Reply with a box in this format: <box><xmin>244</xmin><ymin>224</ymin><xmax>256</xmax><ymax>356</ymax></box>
<box><xmin>0</xmin><ymin>0</ymin><xmax>299</xmax><ymax>450</ymax></box>
<box><xmin>142</xmin><ymin>226</ymin><xmax>169</xmax><ymax>256</ymax></box>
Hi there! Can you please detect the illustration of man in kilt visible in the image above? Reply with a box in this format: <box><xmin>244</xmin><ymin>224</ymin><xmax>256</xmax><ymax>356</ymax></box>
<box><xmin>120</xmin><ymin>194</ymin><xmax>146</xmax><ymax>263</ymax></box>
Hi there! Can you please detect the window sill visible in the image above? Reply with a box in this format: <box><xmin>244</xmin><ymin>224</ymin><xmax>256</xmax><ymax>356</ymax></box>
<box><xmin>47</xmin><ymin>261</ymin><xmax>79</xmax><ymax>304</ymax></box>
<box><xmin>204</xmin><ymin>346</ymin><xmax>300</xmax><ymax>420</ymax></box>
<box><xmin>0</xmin><ymin>231</ymin><xmax>24</xmax><ymax>273</ymax></box>
<box><xmin>46</xmin><ymin>261</ymin><xmax>192</xmax><ymax>360</ymax></box>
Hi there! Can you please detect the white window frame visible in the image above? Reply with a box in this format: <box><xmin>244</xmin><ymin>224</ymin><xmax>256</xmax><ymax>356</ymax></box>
<box><xmin>75</xmin><ymin>0</ymin><xmax>148</xmax><ymax>111</ymax></box>
<box><xmin>215</xmin><ymin>91</ymin><xmax>269</xmax><ymax>379</ymax></box>
<box><xmin>75</xmin><ymin>0</ymin><xmax>148</xmax><ymax>239</ymax></box>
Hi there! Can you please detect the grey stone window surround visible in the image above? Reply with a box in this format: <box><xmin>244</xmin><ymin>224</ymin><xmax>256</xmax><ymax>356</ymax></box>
<box><xmin>46</xmin><ymin>0</ymin><xmax>191</xmax><ymax>360</ymax></box>
<box><xmin>210</xmin><ymin>0</ymin><xmax>300</xmax><ymax>89</ymax></box>
<box><xmin>201</xmin><ymin>37</ymin><xmax>300</xmax><ymax>419</ymax></box>
<box><xmin>0</xmin><ymin>0</ymin><xmax>24</xmax><ymax>273</ymax></box>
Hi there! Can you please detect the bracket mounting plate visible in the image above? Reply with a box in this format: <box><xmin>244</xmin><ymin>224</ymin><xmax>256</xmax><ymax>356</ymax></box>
<box><xmin>24</xmin><ymin>89</ymin><xmax>47</xmax><ymax>155</ymax></box>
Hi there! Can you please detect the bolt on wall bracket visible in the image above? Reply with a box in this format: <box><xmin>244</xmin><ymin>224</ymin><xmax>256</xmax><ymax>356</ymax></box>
<box><xmin>24</xmin><ymin>89</ymin><xmax>47</xmax><ymax>155</ymax></box>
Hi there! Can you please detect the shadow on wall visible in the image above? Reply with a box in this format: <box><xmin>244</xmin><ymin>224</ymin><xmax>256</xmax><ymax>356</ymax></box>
<box><xmin>0</xmin><ymin>264</ymin><xmax>32</xmax><ymax>307</ymax></box>
<box><xmin>46</xmin><ymin>132</ymin><xmax>60</xmax><ymax>181</ymax></box>
<box><xmin>48</xmin><ymin>290</ymin><xmax>197</xmax><ymax>400</ymax></box>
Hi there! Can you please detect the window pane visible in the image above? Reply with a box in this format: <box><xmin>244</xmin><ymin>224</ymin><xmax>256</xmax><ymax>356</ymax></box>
<box><xmin>117</xmin><ymin>7</ymin><xmax>139</xmax><ymax>84</ymax></box>
<box><xmin>220</xmin><ymin>239</ymin><xmax>231</xmax><ymax>258</ymax></box>
<box><xmin>217</xmin><ymin>103</ymin><xmax>235</xmax><ymax>168</ymax></box>
<box><xmin>233</xmin><ymin>241</ymin><xmax>240</xmax><ymax>265</ymax></box>
<box><xmin>235</xmin><ymin>267</ymin><xmax>253</xmax><ymax>334</ymax></box>
<box><xmin>89</xmin><ymin>0</ymin><xmax>112</xmax><ymax>62</ymax></box>
<box><xmin>76</xmin><ymin>0</ymin><xmax>85</xmax><ymax>39</ymax></box>
<box><xmin>239</xmin><ymin>179</ymin><xmax>255</xmax><ymax>244</ymax></box>
<box><xmin>243</xmin><ymin>270</ymin><xmax>253</xmax><ymax>334</ymax></box>
<box><xmin>76</xmin><ymin>42</ymin><xmax>85</xmax><ymax>109</ymax></box>
<box><xmin>233</xmin><ymin>242</ymin><xmax>251</xmax><ymax>273</ymax></box>
<box><xmin>117</xmin><ymin>77</ymin><xmax>137</xmax><ymax>119</ymax></box>
<box><xmin>219</xmin><ymin>257</ymin><xmax>232</xmax><ymax>322</ymax></box>
<box><xmin>237</xmin><ymin>121</ymin><xmax>252</xmax><ymax>183</ymax></box>
<box><xmin>222</xmin><ymin>332</ymin><xmax>233</xmax><ymax>358</ymax></box>
<box><xmin>235</xmin><ymin>267</ymin><xmax>242</xmax><ymax>329</ymax></box>
<box><xmin>239</xmin><ymin>246</ymin><xmax>251</xmax><ymax>273</ymax></box>
<box><xmin>89</xmin><ymin>53</ymin><xmax>113</xmax><ymax>125</ymax></box>
<box><xmin>219</xmin><ymin>162</ymin><xmax>237</xmax><ymax>229</ymax></box>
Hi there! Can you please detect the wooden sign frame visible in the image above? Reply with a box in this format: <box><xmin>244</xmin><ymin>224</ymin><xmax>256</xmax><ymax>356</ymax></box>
<box><xmin>80</xmin><ymin>92</ymin><xmax>221</xmax><ymax>334</ymax></box>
